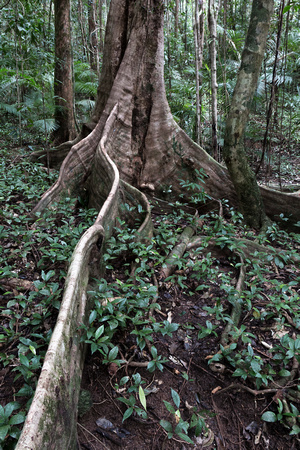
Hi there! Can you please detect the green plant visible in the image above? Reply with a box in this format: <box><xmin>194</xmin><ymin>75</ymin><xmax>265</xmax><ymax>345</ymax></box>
<box><xmin>0</xmin><ymin>402</ymin><xmax>25</xmax><ymax>446</ymax></box>
<box><xmin>160</xmin><ymin>388</ymin><xmax>207</xmax><ymax>445</ymax></box>
<box><xmin>197</xmin><ymin>320</ymin><xmax>218</xmax><ymax>339</ymax></box>
<box><xmin>262</xmin><ymin>399</ymin><xmax>300</xmax><ymax>435</ymax></box>
<box><xmin>117</xmin><ymin>373</ymin><xmax>148</xmax><ymax>422</ymax></box>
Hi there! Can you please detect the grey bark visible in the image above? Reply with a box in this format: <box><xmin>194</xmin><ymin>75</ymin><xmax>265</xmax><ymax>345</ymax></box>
<box><xmin>208</xmin><ymin>0</ymin><xmax>220</xmax><ymax>160</ymax></box>
<box><xmin>223</xmin><ymin>0</ymin><xmax>274</xmax><ymax>229</ymax></box>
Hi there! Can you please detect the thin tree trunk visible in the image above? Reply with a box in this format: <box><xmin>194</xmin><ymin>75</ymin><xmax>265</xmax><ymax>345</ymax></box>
<box><xmin>194</xmin><ymin>0</ymin><xmax>205</xmax><ymax>145</ymax></box>
<box><xmin>208</xmin><ymin>0</ymin><xmax>219</xmax><ymax>160</ymax></box>
<box><xmin>223</xmin><ymin>0</ymin><xmax>274</xmax><ymax>229</ymax></box>
<box><xmin>78</xmin><ymin>0</ymin><xmax>89</xmax><ymax>61</ymax></box>
<box><xmin>99</xmin><ymin>0</ymin><xmax>104</xmax><ymax>53</ymax></box>
<box><xmin>52</xmin><ymin>0</ymin><xmax>76</xmax><ymax>145</ymax></box>
<box><xmin>174</xmin><ymin>0</ymin><xmax>179</xmax><ymax>37</ymax></box>
<box><xmin>256</xmin><ymin>0</ymin><xmax>285</xmax><ymax>175</ymax></box>
<box><xmin>88</xmin><ymin>0</ymin><xmax>100</xmax><ymax>75</ymax></box>
<box><xmin>194</xmin><ymin>0</ymin><xmax>200</xmax><ymax>144</ymax></box>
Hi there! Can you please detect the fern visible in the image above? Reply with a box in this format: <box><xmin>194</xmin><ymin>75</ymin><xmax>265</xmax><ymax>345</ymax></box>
<box><xmin>0</xmin><ymin>103</ymin><xmax>18</xmax><ymax>115</ymax></box>
<box><xmin>32</xmin><ymin>118</ymin><xmax>58</xmax><ymax>134</ymax></box>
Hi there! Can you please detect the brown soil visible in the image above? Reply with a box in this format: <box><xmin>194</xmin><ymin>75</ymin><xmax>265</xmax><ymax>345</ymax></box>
<box><xmin>1</xmin><ymin>145</ymin><xmax>299</xmax><ymax>450</ymax></box>
<box><xmin>77</xmin><ymin>275</ymin><xmax>300</xmax><ymax>449</ymax></box>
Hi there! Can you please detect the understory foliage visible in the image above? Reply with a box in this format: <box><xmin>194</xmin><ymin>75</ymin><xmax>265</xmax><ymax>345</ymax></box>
<box><xmin>0</xmin><ymin>146</ymin><xmax>97</xmax><ymax>448</ymax></box>
<box><xmin>1</xmin><ymin>148</ymin><xmax>299</xmax><ymax>447</ymax></box>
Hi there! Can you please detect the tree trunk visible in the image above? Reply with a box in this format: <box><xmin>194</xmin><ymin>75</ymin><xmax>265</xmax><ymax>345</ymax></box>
<box><xmin>223</xmin><ymin>0</ymin><xmax>274</xmax><ymax>229</ymax></box>
<box><xmin>194</xmin><ymin>0</ymin><xmax>205</xmax><ymax>145</ymax></box>
<box><xmin>78</xmin><ymin>0</ymin><xmax>89</xmax><ymax>60</ymax></box>
<box><xmin>174</xmin><ymin>0</ymin><xmax>179</xmax><ymax>37</ymax></box>
<box><xmin>208</xmin><ymin>0</ymin><xmax>220</xmax><ymax>160</ymax></box>
<box><xmin>33</xmin><ymin>0</ymin><xmax>300</xmax><ymax>226</ymax></box>
<box><xmin>256</xmin><ymin>0</ymin><xmax>285</xmax><ymax>176</ymax></box>
<box><xmin>52</xmin><ymin>0</ymin><xmax>77</xmax><ymax>145</ymax></box>
<box><xmin>88</xmin><ymin>0</ymin><xmax>100</xmax><ymax>75</ymax></box>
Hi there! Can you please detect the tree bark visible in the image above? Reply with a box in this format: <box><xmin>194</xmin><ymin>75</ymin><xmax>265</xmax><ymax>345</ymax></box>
<box><xmin>88</xmin><ymin>0</ymin><xmax>100</xmax><ymax>75</ymax></box>
<box><xmin>194</xmin><ymin>0</ymin><xmax>205</xmax><ymax>145</ymax></box>
<box><xmin>78</xmin><ymin>0</ymin><xmax>89</xmax><ymax>60</ymax></box>
<box><xmin>208</xmin><ymin>0</ymin><xmax>220</xmax><ymax>160</ymax></box>
<box><xmin>33</xmin><ymin>0</ymin><xmax>300</xmax><ymax>227</ymax></box>
<box><xmin>52</xmin><ymin>0</ymin><xmax>77</xmax><ymax>145</ymax></box>
<box><xmin>223</xmin><ymin>0</ymin><xmax>274</xmax><ymax>229</ymax></box>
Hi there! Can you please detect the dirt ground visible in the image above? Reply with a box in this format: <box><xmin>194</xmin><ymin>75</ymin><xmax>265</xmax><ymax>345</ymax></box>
<box><xmin>1</xmin><ymin>145</ymin><xmax>300</xmax><ymax>450</ymax></box>
<box><xmin>77</xmin><ymin>279</ymin><xmax>300</xmax><ymax>450</ymax></box>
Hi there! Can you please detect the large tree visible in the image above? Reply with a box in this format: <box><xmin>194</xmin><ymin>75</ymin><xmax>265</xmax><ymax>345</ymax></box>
<box><xmin>33</xmin><ymin>0</ymin><xmax>299</xmax><ymax>227</ymax></box>
<box><xmin>17</xmin><ymin>1</ymin><xmax>300</xmax><ymax>448</ymax></box>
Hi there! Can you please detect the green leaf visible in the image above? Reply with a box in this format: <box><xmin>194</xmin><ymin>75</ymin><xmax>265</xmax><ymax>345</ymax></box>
<box><xmin>4</xmin><ymin>402</ymin><xmax>16</xmax><ymax>418</ymax></box>
<box><xmin>120</xmin><ymin>376</ymin><xmax>130</xmax><ymax>386</ymax></box>
<box><xmin>176</xmin><ymin>432</ymin><xmax>194</xmax><ymax>445</ymax></box>
<box><xmin>163</xmin><ymin>400</ymin><xmax>175</xmax><ymax>415</ymax></box>
<box><xmin>122</xmin><ymin>407</ymin><xmax>133</xmax><ymax>422</ymax></box>
<box><xmin>19</xmin><ymin>354</ymin><xmax>29</xmax><ymax>368</ymax></box>
<box><xmin>250</xmin><ymin>359</ymin><xmax>261</xmax><ymax>374</ymax></box>
<box><xmin>108</xmin><ymin>346</ymin><xmax>119</xmax><ymax>361</ymax></box>
<box><xmin>232</xmin><ymin>367</ymin><xmax>247</xmax><ymax>378</ymax></box>
<box><xmin>9</xmin><ymin>413</ymin><xmax>25</xmax><ymax>426</ymax></box>
<box><xmin>159</xmin><ymin>419</ymin><xmax>173</xmax><ymax>433</ymax></box>
<box><xmin>139</xmin><ymin>385</ymin><xmax>147</xmax><ymax>411</ymax></box>
<box><xmin>91</xmin><ymin>342</ymin><xmax>98</xmax><ymax>354</ymax></box>
<box><xmin>171</xmin><ymin>388</ymin><xmax>180</xmax><ymax>409</ymax></box>
<box><xmin>95</xmin><ymin>325</ymin><xmax>104</xmax><ymax>340</ymax></box>
<box><xmin>150</xmin><ymin>346</ymin><xmax>157</xmax><ymax>358</ymax></box>
<box><xmin>261</xmin><ymin>411</ymin><xmax>277</xmax><ymax>422</ymax></box>
<box><xmin>89</xmin><ymin>310</ymin><xmax>97</xmax><ymax>324</ymax></box>
<box><xmin>16</xmin><ymin>384</ymin><xmax>33</xmax><ymax>397</ymax></box>
<box><xmin>278</xmin><ymin>369</ymin><xmax>291</xmax><ymax>377</ymax></box>
<box><xmin>147</xmin><ymin>360</ymin><xmax>156</xmax><ymax>372</ymax></box>
<box><xmin>0</xmin><ymin>425</ymin><xmax>9</xmax><ymax>442</ymax></box>
<box><xmin>29</xmin><ymin>345</ymin><xmax>36</xmax><ymax>355</ymax></box>
<box><xmin>290</xmin><ymin>424</ymin><xmax>300</xmax><ymax>435</ymax></box>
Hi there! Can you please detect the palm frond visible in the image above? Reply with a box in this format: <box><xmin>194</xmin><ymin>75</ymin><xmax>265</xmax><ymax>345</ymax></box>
<box><xmin>32</xmin><ymin>118</ymin><xmax>58</xmax><ymax>134</ymax></box>
<box><xmin>0</xmin><ymin>103</ymin><xmax>18</xmax><ymax>115</ymax></box>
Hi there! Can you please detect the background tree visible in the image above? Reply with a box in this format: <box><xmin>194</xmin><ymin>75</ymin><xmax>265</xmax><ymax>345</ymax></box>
<box><xmin>52</xmin><ymin>0</ymin><xmax>76</xmax><ymax>144</ymax></box>
<box><xmin>88</xmin><ymin>0</ymin><xmax>100</xmax><ymax>75</ymax></box>
<box><xmin>208</xmin><ymin>0</ymin><xmax>219</xmax><ymax>159</ymax></box>
<box><xmin>223</xmin><ymin>0</ymin><xmax>274</xmax><ymax>229</ymax></box>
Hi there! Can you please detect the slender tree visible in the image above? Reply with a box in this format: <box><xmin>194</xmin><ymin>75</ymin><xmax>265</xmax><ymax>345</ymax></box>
<box><xmin>78</xmin><ymin>0</ymin><xmax>89</xmax><ymax>60</ymax></box>
<box><xmin>88</xmin><ymin>0</ymin><xmax>99</xmax><ymax>75</ymax></box>
<box><xmin>208</xmin><ymin>0</ymin><xmax>220</xmax><ymax>159</ymax></box>
<box><xmin>256</xmin><ymin>0</ymin><xmax>285</xmax><ymax>176</ymax></box>
<box><xmin>194</xmin><ymin>0</ymin><xmax>205</xmax><ymax>145</ymax></box>
<box><xmin>52</xmin><ymin>0</ymin><xmax>76</xmax><ymax>144</ymax></box>
<box><xmin>223</xmin><ymin>0</ymin><xmax>274</xmax><ymax>228</ymax></box>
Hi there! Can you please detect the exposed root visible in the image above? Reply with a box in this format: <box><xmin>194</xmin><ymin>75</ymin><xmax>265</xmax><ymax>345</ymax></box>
<box><xmin>187</xmin><ymin>235</ymin><xmax>300</xmax><ymax>263</ymax></box>
<box><xmin>220</xmin><ymin>255</ymin><xmax>246</xmax><ymax>347</ymax></box>
<box><xmin>0</xmin><ymin>278</ymin><xmax>37</xmax><ymax>292</ymax></box>
<box><xmin>160</xmin><ymin>218</ymin><xmax>198</xmax><ymax>280</ymax></box>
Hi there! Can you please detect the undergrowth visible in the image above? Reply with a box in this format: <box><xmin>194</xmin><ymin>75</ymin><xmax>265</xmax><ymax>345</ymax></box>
<box><xmin>0</xmin><ymin>147</ymin><xmax>300</xmax><ymax>447</ymax></box>
<box><xmin>0</xmin><ymin>146</ymin><xmax>97</xmax><ymax>449</ymax></box>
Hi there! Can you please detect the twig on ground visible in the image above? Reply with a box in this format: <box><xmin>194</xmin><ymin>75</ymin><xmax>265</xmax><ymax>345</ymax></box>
<box><xmin>77</xmin><ymin>422</ymin><xmax>109</xmax><ymax>449</ymax></box>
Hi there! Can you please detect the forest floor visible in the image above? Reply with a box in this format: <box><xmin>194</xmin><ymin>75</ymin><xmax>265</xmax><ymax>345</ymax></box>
<box><xmin>0</xmin><ymin>139</ymin><xmax>300</xmax><ymax>450</ymax></box>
